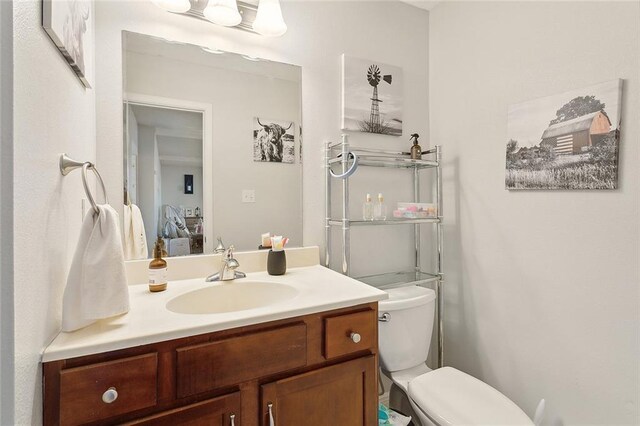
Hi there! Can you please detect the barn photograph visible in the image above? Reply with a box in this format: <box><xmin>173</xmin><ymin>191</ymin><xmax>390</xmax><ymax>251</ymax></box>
<box><xmin>505</xmin><ymin>79</ymin><xmax>622</xmax><ymax>190</ymax></box>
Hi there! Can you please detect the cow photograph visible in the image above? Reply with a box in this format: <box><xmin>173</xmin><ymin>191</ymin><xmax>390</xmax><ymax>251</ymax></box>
<box><xmin>505</xmin><ymin>79</ymin><xmax>622</xmax><ymax>190</ymax></box>
<box><xmin>253</xmin><ymin>118</ymin><xmax>295</xmax><ymax>164</ymax></box>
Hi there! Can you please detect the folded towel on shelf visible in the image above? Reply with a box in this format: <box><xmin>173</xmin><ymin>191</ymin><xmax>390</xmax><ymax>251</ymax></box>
<box><xmin>62</xmin><ymin>204</ymin><xmax>129</xmax><ymax>332</ymax></box>
<box><xmin>123</xmin><ymin>203</ymin><xmax>148</xmax><ymax>260</ymax></box>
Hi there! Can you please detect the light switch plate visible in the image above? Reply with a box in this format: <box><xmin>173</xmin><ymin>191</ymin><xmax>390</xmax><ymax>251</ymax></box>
<box><xmin>242</xmin><ymin>189</ymin><xmax>256</xmax><ymax>203</ymax></box>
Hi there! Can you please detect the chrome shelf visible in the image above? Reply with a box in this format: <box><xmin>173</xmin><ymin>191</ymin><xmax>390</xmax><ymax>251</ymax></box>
<box><xmin>328</xmin><ymin>218</ymin><xmax>441</xmax><ymax>226</ymax></box>
<box><xmin>358</xmin><ymin>155</ymin><xmax>439</xmax><ymax>169</ymax></box>
<box><xmin>328</xmin><ymin>155</ymin><xmax>438</xmax><ymax>170</ymax></box>
<box><xmin>325</xmin><ymin>135</ymin><xmax>444</xmax><ymax>368</ymax></box>
<box><xmin>356</xmin><ymin>270</ymin><xmax>440</xmax><ymax>290</ymax></box>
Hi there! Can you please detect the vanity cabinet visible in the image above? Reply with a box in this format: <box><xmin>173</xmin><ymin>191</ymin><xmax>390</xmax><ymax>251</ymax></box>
<box><xmin>43</xmin><ymin>302</ymin><xmax>378</xmax><ymax>426</ymax></box>
<box><xmin>124</xmin><ymin>393</ymin><xmax>241</xmax><ymax>426</ymax></box>
<box><xmin>260</xmin><ymin>356</ymin><xmax>376</xmax><ymax>426</ymax></box>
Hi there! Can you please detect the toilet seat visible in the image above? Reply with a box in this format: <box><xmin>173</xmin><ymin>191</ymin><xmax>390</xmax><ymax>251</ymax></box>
<box><xmin>407</xmin><ymin>367</ymin><xmax>533</xmax><ymax>426</ymax></box>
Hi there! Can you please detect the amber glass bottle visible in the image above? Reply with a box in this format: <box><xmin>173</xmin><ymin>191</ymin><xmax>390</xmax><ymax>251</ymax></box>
<box><xmin>148</xmin><ymin>238</ymin><xmax>168</xmax><ymax>292</ymax></box>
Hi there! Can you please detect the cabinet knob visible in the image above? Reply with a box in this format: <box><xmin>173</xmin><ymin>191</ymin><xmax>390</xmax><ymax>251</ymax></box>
<box><xmin>230</xmin><ymin>413</ymin><xmax>236</xmax><ymax>426</ymax></box>
<box><xmin>101</xmin><ymin>387</ymin><xmax>118</xmax><ymax>404</ymax></box>
<box><xmin>350</xmin><ymin>332</ymin><xmax>361</xmax><ymax>344</ymax></box>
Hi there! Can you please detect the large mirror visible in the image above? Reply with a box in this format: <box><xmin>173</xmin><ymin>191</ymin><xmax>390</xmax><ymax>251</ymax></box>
<box><xmin>123</xmin><ymin>32</ymin><xmax>303</xmax><ymax>259</ymax></box>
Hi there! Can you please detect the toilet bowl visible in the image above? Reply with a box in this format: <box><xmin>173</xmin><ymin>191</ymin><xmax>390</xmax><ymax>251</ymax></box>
<box><xmin>379</xmin><ymin>286</ymin><xmax>533</xmax><ymax>426</ymax></box>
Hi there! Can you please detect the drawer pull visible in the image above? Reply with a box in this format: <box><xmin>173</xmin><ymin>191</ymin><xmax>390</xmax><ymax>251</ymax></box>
<box><xmin>268</xmin><ymin>402</ymin><xmax>275</xmax><ymax>426</ymax></box>
<box><xmin>230</xmin><ymin>413</ymin><xmax>236</xmax><ymax>426</ymax></box>
<box><xmin>101</xmin><ymin>387</ymin><xmax>118</xmax><ymax>404</ymax></box>
<box><xmin>350</xmin><ymin>332</ymin><xmax>361</xmax><ymax>344</ymax></box>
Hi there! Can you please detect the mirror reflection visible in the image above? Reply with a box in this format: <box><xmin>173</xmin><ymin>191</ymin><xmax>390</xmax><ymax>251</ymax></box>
<box><xmin>122</xmin><ymin>31</ymin><xmax>303</xmax><ymax>259</ymax></box>
<box><xmin>125</xmin><ymin>104</ymin><xmax>205</xmax><ymax>257</ymax></box>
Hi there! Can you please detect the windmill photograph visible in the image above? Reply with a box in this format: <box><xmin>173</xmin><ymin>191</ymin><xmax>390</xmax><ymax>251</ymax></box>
<box><xmin>342</xmin><ymin>55</ymin><xmax>403</xmax><ymax>136</ymax></box>
<box><xmin>505</xmin><ymin>79</ymin><xmax>622</xmax><ymax>190</ymax></box>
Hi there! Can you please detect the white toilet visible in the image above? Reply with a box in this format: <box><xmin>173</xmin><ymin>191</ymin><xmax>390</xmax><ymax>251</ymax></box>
<box><xmin>379</xmin><ymin>286</ymin><xmax>534</xmax><ymax>426</ymax></box>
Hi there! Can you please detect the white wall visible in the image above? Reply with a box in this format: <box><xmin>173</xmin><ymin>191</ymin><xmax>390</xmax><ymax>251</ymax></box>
<box><xmin>137</xmin><ymin>124</ymin><xmax>158</xmax><ymax>251</ymax></box>
<box><xmin>429</xmin><ymin>2</ymin><xmax>639</xmax><ymax>423</ymax></box>
<box><xmin>124</xmin><ymin>50</ymin><xmax>303</xmax><ymax>250</ymax></box>
<box><xmin>125</xmin><ymin>105</ymin><xmax>139</xmax><ymax>205</ymax></box>
<box><xmin>11</xmin><ymin>0</ymin><xmax>96</xmax><ymax>424</ymax></box>
<box><xmin>0</xmin><ymin>1</ymin><xmax>14</xmax><ymax>424</ymax></box>
<box><xmin>96</xmin><ymin>1</ymin><xmax>430</xmax><ymax>272</ymax></box>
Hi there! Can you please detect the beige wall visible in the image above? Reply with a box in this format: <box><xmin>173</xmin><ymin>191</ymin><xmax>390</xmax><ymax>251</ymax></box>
<box><xmin>429</xmin><ymin>1</ymin><xmax>639</xmax><ymax>423</ymax></box>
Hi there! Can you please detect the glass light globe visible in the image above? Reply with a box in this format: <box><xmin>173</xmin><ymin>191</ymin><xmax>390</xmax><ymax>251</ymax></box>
<box><xmin>151</xmin><ymin>0</ymin><xmax>191</xmax><ymax>13</ymax></box>
<box><xmin>253</xmin><ymin>0</ymin><xmax>287</xmax><ymax>37</ymax></box>
<box><xmin>203</xmin><ymin>0</ymin><xmax>242</xmax><ymax>27</ymax></box>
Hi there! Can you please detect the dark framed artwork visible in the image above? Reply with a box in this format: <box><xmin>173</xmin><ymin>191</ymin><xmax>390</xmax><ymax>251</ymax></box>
<box><xmin>184</xmin><ymin>174</ymin><xmax>194</xmax><ymax>194</ymax></box>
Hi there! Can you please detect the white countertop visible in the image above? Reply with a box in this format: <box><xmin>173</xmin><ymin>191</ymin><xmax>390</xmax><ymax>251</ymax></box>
<box><xmin>42</xmin><ymin>265</ymin><xmax>387</xmax><ymax>362</ymax></box>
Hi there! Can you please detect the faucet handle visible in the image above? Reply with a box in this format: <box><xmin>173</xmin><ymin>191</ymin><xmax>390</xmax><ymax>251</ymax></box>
<box><xmin>214</xmin><ymin>237</ymin><xmax>226</xmax><ymax>254</ymax></box>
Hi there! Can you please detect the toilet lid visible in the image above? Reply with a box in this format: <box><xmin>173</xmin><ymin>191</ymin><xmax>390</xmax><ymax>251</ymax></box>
<box><xmin>408</xmin><ymin>367</ymin><xmax>534</xmax><ymax>426</ymax></box>
<box><xmin>380</xmin><ymin>285</ymin><xmax>436</xmax><ymax>311</ymax></box>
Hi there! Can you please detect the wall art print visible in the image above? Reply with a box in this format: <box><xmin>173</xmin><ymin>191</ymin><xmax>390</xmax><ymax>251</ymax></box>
<box><xmin>506</xmin><ymin>79</ymin><xmax>622</xmax><ymax>190</ymax></box>
<box><xmin>43</xmin><ymin>0</ymin><xmax>94</xmax><ymax>88</ymax></box>
<box><xmin>342</xmin><ymin>55</ymin><xmax>403</xmax><ymax>136</ymax></box>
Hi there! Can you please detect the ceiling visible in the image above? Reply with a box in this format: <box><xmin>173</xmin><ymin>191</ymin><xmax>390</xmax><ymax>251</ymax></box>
<box><xmin>129</xmin><ymin>104</ymin><xmax>203</xmax><ymax>135</ymax></box>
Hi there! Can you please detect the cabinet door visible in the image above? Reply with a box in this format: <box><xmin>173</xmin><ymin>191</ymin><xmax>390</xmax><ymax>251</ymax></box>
<box><xmin>124</xmin><ymin>392</ymin><xmax>241</xmax><ymax>426</ymax></box>
<box><xmin>260</xmin><ymin>356</ymin><xmax>377</xmax><ymax>426</ymax></box>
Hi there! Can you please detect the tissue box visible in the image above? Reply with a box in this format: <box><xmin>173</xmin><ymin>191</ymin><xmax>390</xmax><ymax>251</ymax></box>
<box><xmin>393</xmin><ymin>202</ymin><xmax>437</xmax><ymax>219</ymax></box>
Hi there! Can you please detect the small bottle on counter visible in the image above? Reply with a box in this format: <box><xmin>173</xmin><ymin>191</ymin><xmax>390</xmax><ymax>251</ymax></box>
<box><xmin>362</xmin><ymin>193</ymin><xmax>374</xmax><ymax>221</ymax></box>
<box><xmin>148</xmin><ymin>238</ymin><xmax>168</xmax><ymax>292</ymax></box>
<box><xmin>374</xmin><ymin>193</ymin><xmax>387</xmax><ymax>221</ymax></box>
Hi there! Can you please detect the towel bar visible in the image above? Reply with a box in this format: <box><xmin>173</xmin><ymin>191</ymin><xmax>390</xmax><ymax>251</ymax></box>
<box><xmin>59</xmin><ymin>154</ymin><xmax>108</xmax><ymax>214</ymax></box>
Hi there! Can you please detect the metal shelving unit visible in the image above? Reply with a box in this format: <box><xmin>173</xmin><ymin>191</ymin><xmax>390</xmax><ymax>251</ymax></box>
<box><xmin>324</xmin><ymin>134</ymin><xmax>444</xmax><ymax>368</ymax></box>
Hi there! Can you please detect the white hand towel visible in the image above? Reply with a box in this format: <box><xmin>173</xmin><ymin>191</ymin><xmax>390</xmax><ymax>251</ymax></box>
<box><xmin>123</xmin><ymin>203</ymin><xmax>148</xmax><ymax>260</ymax></box>
<box><xmin>62</xmin><ymin>204</ymin><xmax>130</xmax><ymax>332</ymax></box>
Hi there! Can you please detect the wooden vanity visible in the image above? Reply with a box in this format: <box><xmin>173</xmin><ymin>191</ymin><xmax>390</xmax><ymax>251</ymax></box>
<box><xmin>43</xmin><ymin>302</ymin><xmax>379</xmax><ymax>426</ymax></box>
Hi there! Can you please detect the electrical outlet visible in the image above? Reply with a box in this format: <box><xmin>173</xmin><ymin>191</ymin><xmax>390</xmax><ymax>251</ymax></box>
<box><xmin>242</xmin><ymin>189</ymin><xmax>256</xmax><ymax>203</ymax></box>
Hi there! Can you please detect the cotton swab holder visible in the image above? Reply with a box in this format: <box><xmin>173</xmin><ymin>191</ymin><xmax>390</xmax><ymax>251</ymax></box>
<box><xmin>267</xmin><ymin>250</ymin><xmax>286</xmax><ymax>275</ymax></box>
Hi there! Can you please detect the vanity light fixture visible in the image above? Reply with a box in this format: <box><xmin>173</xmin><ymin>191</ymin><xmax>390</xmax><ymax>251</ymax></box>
<box><xmin>149</xmin><ymin>0</ymin><xmax>286</xmax><ymax>37</ymax></box>
<box><xmin>203</xmin><ymin>0</ymin><xmax>242</xmax><ymax>27</ymax></box>
<box><xmin>253</xmin><ymin>0</ymin><xmax>287</xmax><ymax>37</ymax></box>
<box><xmin>151</xmin><ymin>0</ymin><xmax>191</xmax><ymax>13</ymax></box>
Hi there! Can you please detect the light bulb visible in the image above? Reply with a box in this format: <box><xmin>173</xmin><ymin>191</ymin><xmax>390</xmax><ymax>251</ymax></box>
<box><xmin>151</xmin><ymin>0</ymin><xmax>191</xmax><ymax>13</ymax></box>
<box><xmin>203</xmin><ymin>0</ymin><xmax>242</xmax><ymax>27</ymax></box>
<box><xmin>253</xmin><ymin>0</ymin><xmax>287</xmax><ymax>37</ymax></box>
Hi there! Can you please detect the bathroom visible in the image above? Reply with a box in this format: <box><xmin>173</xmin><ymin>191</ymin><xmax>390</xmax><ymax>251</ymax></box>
<box><xmin>0</xmin><ymin>0</ymin><xmax>638</xmax><ymax>425</ymax></box>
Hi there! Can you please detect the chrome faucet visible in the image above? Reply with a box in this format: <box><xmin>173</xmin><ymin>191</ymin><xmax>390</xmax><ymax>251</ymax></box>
<box><xmin>206</xmin><ymin>245</ymin><xmax>246</xmax><ymax>282</ymax></box>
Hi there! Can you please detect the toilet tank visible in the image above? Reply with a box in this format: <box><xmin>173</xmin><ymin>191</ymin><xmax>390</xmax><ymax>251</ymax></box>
<box><xmin>378</xmin><ymin>285</ymin><xmax>436</xmax><ymax>372</ymax></box>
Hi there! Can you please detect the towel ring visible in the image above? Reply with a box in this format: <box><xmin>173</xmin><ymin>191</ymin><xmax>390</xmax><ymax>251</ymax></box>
<box><xmin>60</xmin><ymin>154</ymin><xmax>108</xmax><ymax>214</ymax></box>
<box><xmin>329</xmin><ymin>152</ymin><xmax>359</xmax><ymax>179</ymax></box>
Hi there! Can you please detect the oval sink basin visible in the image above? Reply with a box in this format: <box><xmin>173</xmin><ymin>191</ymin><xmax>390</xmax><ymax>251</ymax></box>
<box><xmin>166</xmin><ymin>281</ymin><xmax>299</xmax><ymax>315</ymax></box>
